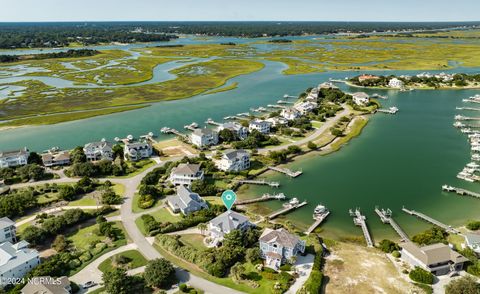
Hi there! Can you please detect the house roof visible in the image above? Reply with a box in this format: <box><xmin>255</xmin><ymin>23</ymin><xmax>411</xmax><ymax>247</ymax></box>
<box><xmin>223</xmin><ymin>149</ymin><xmax>249</xmax><ymax>160</ymax></box>
<box><xmin>21</xmin><ymin>276</ymin><xmax>70</xmax><ymax>294</ymax></box>
<box><xmin>220</xmin><ymin>122</ymin><xmax>244</xmax><ymax>131</ymax></box>
<box><xmin>172</xmin><ymin>163</ymin><xmax>201</xmax><ymax>175</ymax></box>
<box><xmin>265</xmin><ymin>251</ymin><xmax>282</xmax><ymax>260</ymax></box>
<box><xmin>0</xmin><ymin>147</ymin><xmax>28</xmax><ymax>158</ymax></box>
<box><xmin>0</xmin><ymin>241</ymin><xmax>38</xmax><ymax>271</ymax></box>
<box><xmin>167</xmin><ymin>186</ymin><xmax>206</xmax><ymax>211</ymax></box>
<box><xmin>465</xmin><ymin>233</ymin><xmax>480</xmax><ymax>245</ymax></box>
<box><xmin>209</xmin><ymin>210</ymin><xmax>250</xmax><ymax>233</ymax></box>
<box><xmin>126</xmin><ymin>141</ymin><xmax>151</xmax><ymax>149</ymax></box>
<box><xmin>259</xmin><ymin>228</ymin><xmax>302</xmax><ymax>248</ymax></box>
<box><xmin>84</xmin><ymin>141</ymin><xmax>112</xmax><ymax>149</ymax></box>
<box><xmin>0</xmin><ymin>217</ymin><xmax>14</xmax><ymax>229</ymax></box>
<box><xmin>401</xmin><ymin>241</ymin><xmax>468</xmax><ymax>266</ymax></box>
<box><xmin>352</xmin><ymin>92</ymin><xmax>369</xmax><ymax>99</ymax></box>
<box><xmin>193</xmin><ymin>128</ymin><xmax>216</xmax><ymax>136</ymax></box>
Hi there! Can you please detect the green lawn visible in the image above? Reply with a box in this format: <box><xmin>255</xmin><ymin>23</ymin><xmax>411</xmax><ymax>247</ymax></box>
<box><xmin>67</xmin><ymin>221</ymin><xmax>126</xmax><ymax>251</ymax></box>
<box><xmin>135</xmin><ymin>207</ymin><xmax>182</xmax><ymax>235</ymax></box>
<box><xmin>97</xmin><ymin>249</ymin><xmax>148</xmax><ymax>273</ymax></box>
<box><xmin>178</xmin><ymin>234</ymin><xmax>208</xmax><ymax>251</ymax></box>
<box><xmin>37</xmin><ymin>192</ymin><xmax>60</xmax><ymax>204</ymax></box>
<box><xmin>108</xmin><ymin>160</ymin><xmax>155</xmax><ymax>179</ymax></box>
<box><xmin>68</xmin><ymin>195</ymin><xmax>98</xmax><ymax>206</ymax></box>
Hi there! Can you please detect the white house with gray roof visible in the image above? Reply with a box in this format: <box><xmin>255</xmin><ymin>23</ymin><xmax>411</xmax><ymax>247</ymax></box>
<box><xmin>208</xmin><ymin>210</ymin><xmax>252</xmax><ymax>243</ymax></box>
<box><xmin>249</xmin><ymin>119</ymin><xmax>271</xmax><ymax>134</ymax></box>
<box><xmin>464</xmin><ymin>233</ymin><xmax>480</xmax><ymax>255</ymax></box>
<box><xmin>352</xmin><ymin>92</ymin><xmax>370</xmax><ymax>106</ymax></box>
<box><xmin>217</xmin><ymin>122</ymin><xmax>248</xmax><ymax>140</ymax></box>
<box><xmin>0</xmin><ymin>218</ymin><xmax>16</xmax><ymax>244</ymax></box>
<box><xmin>215</xmin><ymin>149</ymin><xmax>250</xmax><ymax>172</ymax></box>
<box><xmin>401</xmin><ymin>241</ymin><xmax>468</xmax><ymax>275</ymax></box>
<box><xmin>124</xmin><ymin>141</ymin><xmax>152</xmax><ymax>161</ymax></box>
<box><xmin>83</xmin><ymin>141</ymin><xmax>113</xmax><ymax>161</ymax></box>
<box><xmin>294</xmin><ymin>101</ymin><xmax>318</xmax><ymax>115</ymax></box>
<box><xmin>0</xmin><ymin>148</ymin><xmax>29</xmax><ymax>168</ymax></box>
<box><xmin>166</xmin><ymin>186</ymin><xmax>208</xmax><ymax>216</ymax></box>
<box><xmin>191</xmin><ymin>128</ymin><xmax>219</xmax><ymax>148</ymax></box>
<box><xmin>259</xmin><ymin>228</ymin><xmax>306</xmax><ymax>270</ymax></box>
<box><xmin>168</xmin><ymin>163</ymin><xmax>204</xmax><ymax>187</ymax></box>
<box><xmin>0</xmin><ymin>241</ymin><xmax>40</xmax><ymax>285</ymax></box>
<box><xmin>281</xmin><ymin>107</ymin><xmax>301</xmax><ymax>121</ymax></box>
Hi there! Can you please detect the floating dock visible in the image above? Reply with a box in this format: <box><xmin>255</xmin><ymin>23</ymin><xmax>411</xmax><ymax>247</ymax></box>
<box><xmin>349</xmin><ymin>208</ymin><xmax>374</xmax><ymax>247</ymax></box>
<box><xmin>235</xmin><ymin>193</ymin><xmax>286</xmax><ymax>206</ymax></box>
<box><xmin>377</xmin><ymin>107</ymin><xmax>399</xmax><ymax>114</ymax></box>
<box><xmin>375</xmin><ymin>207</ymin><xmax>410</xmax><ymax>241</ymax></box>
<box><xmin>238</xmin><ymin>179</ymin><xmax>280</xmax><ymax>187</ymax></box>
<box><xmin>442</xmin><ymin>185</ymin><xmax>480</xmax><ymax>199</ymax></box>
<box><xmin>267</xmin><ymin>201</ymin><xmax>307</xmax><ymax>219</ymax></box>
<box><xmin>305</xmin><ymin>211</ymin><xmax>330</xmax><ymax>235</ymax></box>
<box><xmin>268</xmin><ymin>166</ymin><xmax>303</xmax><ymax>177</ymax></box>
<box><xmin>401</xmin><ymin>206</ymin><xmax>459</xmax><ymax>234</ymax></box>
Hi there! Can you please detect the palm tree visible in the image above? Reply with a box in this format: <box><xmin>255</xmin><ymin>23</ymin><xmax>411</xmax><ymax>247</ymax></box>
<box><xmin>197</xmin><ymin>223</ymin><xmax>207</xmax><ymax>235</ymax></box>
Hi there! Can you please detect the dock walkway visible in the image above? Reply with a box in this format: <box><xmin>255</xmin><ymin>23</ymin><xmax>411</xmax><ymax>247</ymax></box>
<box><xmin>305</xmin><ymin>211</ymin><xmax>330</xmax><ymax>235</ymax></box>
<box><xmin>238</xmin><ymin>179</ymin><xmax>279</xmax><ymax>187</ymax></box>
<box><xmin>375</xmin><ymin>207</ymin><xmax>409</xmax><ymax>241</ymax></box>
<box><xmin>401</xmin><ymin>207</ymin><xmax>459</xmax><ymax>234</ymax></box>
<box><xmin>267</xmin><ymin>201</ymin><xmax>307</xmax><ymax>220</ymax></box>
<box><xmin>235</xmin><ymin>193</ymin><xmax>286</xmax><ymax>205</ymax></box>
<box><xmin>349</xmin><ymin>208</ymin><xmax>373</xmax><ymax>247</ymax></box>
<box><xmin>268</xmin><ymin>166</ymin><xmax>303</xmax><ymax>178</ymax></box>
<box><xmin>442</xmin><ymin>185</ymin><xmax>480</xmax><ymax>199</ymax></box>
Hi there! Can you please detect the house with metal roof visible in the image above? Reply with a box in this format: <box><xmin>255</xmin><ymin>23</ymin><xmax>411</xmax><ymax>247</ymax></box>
<box><xmin>401</xmin><ymin>241</ymin><xmax>468</xmax><ymax>275</ymax></box>
<box><xmin>0</xmin><ymin>241</ymin><xmax>40</xmax><ymax>285</ymax></box>
<box><xmin>259</xmin><ymin>228</ymin><xmax>306</xmax><ymax>270</ymax></box>
<box><xmin>0</xmin><ymin>147</ymin><xmax>29</xmax><ymax>168</ymax></box>
<box><xmin>166</xmin><ymin>185</ymin><xmax>208</xmax><ymax>215</ymax></box>
<box><xmin>168</xmin><ymin>163</ymin><xmax>204</xmax><ymax>187</ymax></box>
<box><xmin>21</xmin><ymin>276</ymin><xmax>71</xmax><ymax>294</ymax></box>
<box><xmin>215</xmin><ymin>149</ymin><xmax>250</xmax><ymax>172</ymax></box>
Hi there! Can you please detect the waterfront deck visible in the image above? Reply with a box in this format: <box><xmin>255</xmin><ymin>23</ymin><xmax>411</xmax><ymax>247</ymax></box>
<box><xmin>349</xmin><ymin>208</ymin><xmax>373</xmax><ymax>247</ymax></box>
<box><xmin>442</xmin><ymin>185</ymin><xmax>480</xmax><ymax>199</ymax></box>
<box><xmin>160</xmin><ymin>127</ymin><xmax>188</xmax><ymax>139</ymax></box>
<box><xmin>238</xmin><ymin>179</ymin><xmax>280</xmax><ymax>187</ymax></box>
<box><xmin>267</xmin><ymin>201</ymin><xmax>307</xmax><ymax>219</ymax></box>
<box><xmin>268</xmin><ymin>166</ymin><xmax>303</xmax><ymax>177</ymax></box>
<box><xmin>305</xmin><ymin>211</ymin><xmax>330</xmax><ymax>235</ymax></box>
<box><xmin>401</xmin><ymin>207</ymin><xmax>459</xmax><ymax>234</ymax></box>
<box><xmin>235</xmin><ymin>193</ymin><xmax>286</xmax><ymax>206</ymax></box>
<box><xmin>375</xmin><ymin>207</ymin><xmax>409</xmax><ymax>241</ymax></box>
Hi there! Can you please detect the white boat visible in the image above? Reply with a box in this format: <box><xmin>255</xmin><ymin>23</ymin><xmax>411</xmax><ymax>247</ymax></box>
<box><xmin>453</xmin><ymin>121</ymin><xmax>465</xmax><ymax>128</ymax></box>
<box><xmin>472</xmin><ymin>154</ymin><xmax>480</xmax><ymax>161</ymax></box>
<box><xmin>283</xmin><ymin>197</ymin><xmax>299</xmax><ymax>208</ymax></box>
<box><xmin>314</xmin><ymin>204</ymin><xmax>328</xmax><ymax>215</ymax></box>
<box><xmin>127</xmin><ymin>134</ymin><xmax>133</xmax><ymax>141</ymax></box>
<box><xmin>467</xmin><ymin>162</ymin><xmax>480</xmax><ymax>169</ymax></box>
<box><xmin>148</xmin><ymin>132</ymin><xmax>154</xmax><ymax>137</ymax></box>
<box><xmin>455</xmin><ymin>115</ymin><xmax>465</xmax><ymax>120</ymax></box>
<box><xmin>442</xmin><ymin>185</ymin><xmax>455</xmax><ymax>192</ymax></box>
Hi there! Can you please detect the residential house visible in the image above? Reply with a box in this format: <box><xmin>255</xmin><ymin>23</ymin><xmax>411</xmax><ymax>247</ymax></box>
<box><xmin>83</xmin><ymin>141</ymin><xmax>113</xmax><ymax>161</ymax></box>
<box><xmin>358</xmin><ymin>74</ymin><xmax>380</xmax><ymax>82</ymax></box>
<box><xmin>388</xmin><ymin>78</ymin><xmax>404</xmax><ymax>89</ymax></box>
<box><xmin>21</xmin><ymin>276</ymin><xmax>71</xmax><ymax>294</ymax></box>
<box><xmin>259</xmin><ymin>228</ymin><xmax>306</xmax><ymax>270</ymax></box>
<box><xmin>249</xmin><ymin>119</ymin><xmax>271</xmax><ymax>134</ymax></box>
<box><xmin>280</xmin><ymin>107</ymin><xmax>301</xmax><ymax>121</ymax></box>
<box><xmin>265</xmin><ymin>117</ymin><xmax>288</xmax><ymax>127</ymax></box>
<box><xmin>166</xmin><ymin>185</ymin><xmax>208</xmax><ymax>215</ymax></box>
<box><xmin>352</xmin><ymin>92</ymin><xmax>370</xmax><ymax>106</ymax></box>
<box><xmin>41</xmin><ymin>151</ymin><xmax>70</xmax><ymax>167</ymax></box>
<box><xmin>294</xmin><ymin>101</ymin><xmax>318</xmax><ymax>115</ymax></box>
<box><xmin>168</xmin><ymin>163</ymin><xmax>204</xmax><ymax>187</ymax></box>
<box><xmin>124</xmin><ymin>141</ymin><xmax>152</xmax><ymax>161</ymax></box>
<box><xmin>216</xmin><ymin>149</ymin><xmax>250</xmax><ymax>172</ymax></box>
<box><xmin>0</xmin><ymin>241</ymin><xmax>40</xmax><ymax>285</ymax></box>
<box><xmin>401</xmin><ymin>241</ymin><xmax>468</xmax><ymax>275</ymax></box>
<box><xmin>305</xmin><ymin>87</ymin><xmax>319</xmax><ymax>101</ymax></box>
<box><xmin>318</xmin><ymin>82</ymin><xmax>338</xmax><ymax>90</ymax></box>
<box><xmin>217</xmin><ymin>122</ymin><xmax>248</xmax><ymax>140</ymax></box>
<box><xmin>208</xmin><ymin>210</ymin><xmax>252</xmax><ymax>242</ymax></box>
<box><xmin>0</xmin><ymin>218</ymin><xmax>16</xmax><ymax>244</ymax></box>
<box><xmin>464</xmin><ymin>233</ymin><xmax>480</xmax><ymax>255</ymax></box>
<box><xmin>0</xmin><ymin>148</ymin><xmax>29</xmax><ymax>168</ymax></box>
<box><xmin>190</xmin><ymin>128</ymin><xmax>219</xmax><ymax>148</ymax></box>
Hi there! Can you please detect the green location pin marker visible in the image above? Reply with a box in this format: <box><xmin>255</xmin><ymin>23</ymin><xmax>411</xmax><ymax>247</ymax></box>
<box><xmin>221</xmin><ymin>190</ymin><xmax>237</xmax><ymax>210</ymax></box>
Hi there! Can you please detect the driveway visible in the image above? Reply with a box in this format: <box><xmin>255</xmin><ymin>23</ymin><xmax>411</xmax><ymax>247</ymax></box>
<box><xmin>285</xmin><ymin>254</ymin><xmax>315</xmax><ymax>294</ymax></box>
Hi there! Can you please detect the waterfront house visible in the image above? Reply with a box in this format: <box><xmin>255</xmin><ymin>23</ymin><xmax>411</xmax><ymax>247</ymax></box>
<box><xmin>190</xmin><ymin>128</ymin><xmax>219</xmax><ymax>148</ymax></box>
<box><xmin>41</xmin><ymin>150</ymin><xmax>70</xmax><ymax>167</ymax></box>
<box><xmin>124</xmin><ymin>141</ymin><xmax>152</xmax><ymax>161</ymax></box>
<box><xmin>352</xmin><ymin>92</ymin><xmax>370</xmax><ymax>106</ymax></box>
<box><xmin>249</xmin><ymin>119</ymin><xmax>271</xmax><ymax>134</ymax></box>
<box><xmin>208</xmin><ymin>210</ymin><xmax>252</xmax><ymax>243</ymax></box>
<box><xmin>0</xmin><ymin>218</ymin><xmax>16</xmax><ymax>244</ymax></box>
<box><xmin>294</xmin><ymin>101</ymin><xmax>318</xmax><ymax>115</ymax></box>
<box><xmin>358</xmin><ymin>74</ymin><xmax>380</xmax><ymax>82</ymax></box>
<box><xmin>265</xmin><ymin>117</ymin><xmax>288</xmax><ymax>127</ymax></box>
<box><xmin>166</xmin><ymin>185</ymin><xmax>208</xmax><ymax>215</ymax></box>
<box><xmin>217</xmin><ymin>122</ymin><xmax>248</xmax><ymax>140</ymax></box>
<box><xmin>388</xmin><ymin>78</ymin><xmax>404</xmax><ymax>89</ymax></box>
<box><xmin>259</xmin><ymin>228</ymin><xmax>306</xmax><ymax>270</ymax></box>
<box><xmin>464</xmin><ymin>233</ymin><xmax>480</xmax><ymax>254</ymax></box>
<box><xmin>0</xmin><ymin>148</ymin><xmax>29</xmax><ymax>168</ymax></box>
<box><xmin>401</xmin><ymin>241</ymin><xmax>468</xmax><ymax>275</ymax></box>
<box><xmin>215</xmin><ymin>149</ymin><xmax>250</xmax><ymax>172</ymax></box>
<box><xmin>21</xmin><ymin>276</ymin><xmax>71</xmax><ymax>294</ymax></box>
<box><xmin>281</xmin><ymin>107</ymin><xmax>301</xmax><ymax>121</ymax></box>
<box><xmin>0</xmin><ymin>241</ymin><xmax>40</xmax><ymax>285</ymax></box>
<box><xmin>318</xmin><ymin>82</ymin><xmax>338</xmax><ymax>90</ymax></box>
<box><xmin>306</xmin><ymin>87</ymin><xmax>319</xmax><ymax>101</ymax></box>
<box><xmin>83</xmin><ymin>141</ymin><xmax>113</xmax><ymax>161</ymax></box>
<box><xmin>168</xmin><ymin>163</ymin><xmax>204</xmax><ymax>187</ymax></box>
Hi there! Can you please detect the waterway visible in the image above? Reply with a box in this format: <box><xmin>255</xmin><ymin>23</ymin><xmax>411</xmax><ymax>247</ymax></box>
<box><xmin>1</xmin><ymin>37</ymin><xmax>480</xmax><ymax>242</ymax></box>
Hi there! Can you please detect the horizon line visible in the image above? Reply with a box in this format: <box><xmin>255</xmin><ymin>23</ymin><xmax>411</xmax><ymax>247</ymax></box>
<box><xmin>1</xmin><ymin>20</ymin><xmax>480</xmax><ymax>24</ymax></box>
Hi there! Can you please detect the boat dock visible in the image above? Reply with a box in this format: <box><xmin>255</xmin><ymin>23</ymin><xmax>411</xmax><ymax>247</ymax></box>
<box><xmin>238</xmin><ymin>179</ymin><xmax>280</xmax><ymax>187</ymax></box>
<box><xmin>375</xmin><ymin>207</ymin><xmax>410</xmax><ymax>241</ymax></box>
<box><xmin>401</xmin><ymin>206</ymin><xmax>459</xmax><ymax>234</ymax></box>
<box><xmin>283</xmin><ymin>94</ymin><xmax>297</xmax><ymax>99</ymax></box>
<box><xmin>377</xmin><ymin>107</ymin><xmax>399</xmax><ymax>114</ymax></box>
<box><xmin>268</xmin><ymin>166</ymin><xmax>303</xmax><ymax>177</ymax></box>
<box><xmin>463</xmin><ymin>99</ymin><xmax>480</xmax><ymax>104</ymax></box>
<box><xmin>235</xmin><ymin>193</ymin><xmax>286</xmax><ymax>206</ymax></box>
<box><xmin>305</xmin><ymin>211</ymin><xmax>331</xmax><ymax>235</ymax></box>
<box><xmin>442</xmin><ymin>185</ymin><xmax>480</xmax><ymax>199</ymax></box>
<box><xmin>349</xmin><ymin>208</ymin><xmax>374</xmax><ymax>247</ymax></box>
<box><xmin>277</xmin><ymin>100</ymin><xmax>294</xmax><ymax>104</ymax></box>
<box><xmin>455</xmin><ymin>115</ymin><xmax>480</xmax><ymax>121</ymax></box>
<box><xmin>329</xmin><ymin>78</ymin><xmax>347</xmax><ymax>84</ymax></box>
<box><xmin>205</xmin><ymin>118</ymin><xmax>221</xmax><ymax>126</ymax></box>
<box><xmin>457</xmin><ymin>107</ymin><xmax>480</xmax><ymax>111</ymax></box>
<box><xmin>371</xmin><ymin>93</ymin><xmax>388</xmax><ymax>99</ymax></box>
<box><xmin>267</xmin><ymin>201</ymin><xmax>307</xmax><ymax>220</ymax></box>
<box><xmin>160</xmin><ymin>127</ymin><xmax>187</xmax><ymax>139</ymax></box>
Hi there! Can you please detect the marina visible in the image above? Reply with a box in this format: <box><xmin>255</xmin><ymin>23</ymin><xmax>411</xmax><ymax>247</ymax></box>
<box><xmin>268</xmin><ymin>166</ymin><xmax>303</xmax><ymax>177</ymax></box>
<box><xmin>401</xmin><ymin>206</ymin><xmax>459</xmax><ymax>234</ymax></box>
<box><xmin>349</xmin><ymin>208</ymin><xmax>374</xmax><ymax>247</ymax></box>
<box><xmin>235</xmin><ymin>193</ymin><xmax>286</xmax><ymax>205</ymax></box>
<box><xmin>237</xmin><ymin>179</ymin><xmax>280</xmax><ymax>187</ymax></box>
<box><xmin>305</xmin><ymin>204</ymin><xmax>330</xmax><ymax>235</ymax></box>
<box><xmin>267</xmin><ymin>198</ymin><xmax>307</xmax><ymax>220</ymax></box>
<box><xmin>375</xmin><ymin>207</ymin><xmax>410</xmax><ymax>241</ymax></box>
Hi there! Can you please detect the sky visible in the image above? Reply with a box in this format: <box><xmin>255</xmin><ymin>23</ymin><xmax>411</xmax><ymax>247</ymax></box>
<box><xmin>1</xmin><ymin>0</ymin><xmax>480</xmax><ymax>22</ymax></box>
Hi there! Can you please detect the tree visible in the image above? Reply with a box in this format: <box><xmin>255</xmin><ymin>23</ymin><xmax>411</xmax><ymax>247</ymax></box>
<box><xmin>218</xmin><ymin>128</ymin><xmax>237</xmax><ymax>143</ymax></box>
<box><xmin>101</xmin><ymin>189</ymin><xmax>122</xmax><ymax>205</ymax></box>
<box><xmin>378</xmin><ymin>239</ymin><xmax>400</xmax><ymax>253</ymax></box>
<box><xmin>230</xmin><ymin>262</ymin><xmax>245</xmax><ymax>281</ymax></box>
<box><xmin>408</xmin><ymin>267</ymin><xmax>434</xmax><ymax>284</ymax></box>
<box><xmin>246</xmin><ymin>247</ymin><xmax>261</xmax><ymax>263</ymax></box>
<box><xmin>467</xmin><ymin>220</ymin><xmax>480</xmax><ymax>231</ymax></box>
<box><xmin>197</xmin><ymin>223</ymin><xmax>207</xmax><ymax>235</ymax></box>
<box><xmin>52</xmin><ymin>234</ymin><xmax>68</xmax><ymax>252</ymax></box>
<box><xmin>307</xmin><ymin>141</ymin><xmax>317</xmax><ymax>150</ymax></box>
<box><xmin>27</xmin><ymin>152</ymin><xmax>43</xmax><ymax>165</ymax></box>
<box><xmin>144</xmin><ymin>258</ymin><xmax>176</xmax><ymax>289</ymax></box>
<box><xmin>59</xmin><ymin>185</ymin><xmax>76</xmax><ymax>201</ymax></box>
<box><xmin>102</xmin><ymin>268</ymin><xmax>134</xmax><ymax>294</ymax></box>
<box><xmin>71</xmin><ymin>147</ymin><xmax>87</xmax><ymax>164</ymax></box>
<box><xmin>22</xmin><ymin>226</ymin><xmax>46</xmax><ymax>246</ymax></box>
<box><xmin>445</xmin><ymin>276</ymin><xmax>480</xmax><ymax>294</ymax></box>
<box><xmin>412</xmin><ymin>227</ymin><xmax>448</xmax><ymax>246</ymax></box>
<box><xmin>112</xmin><ymin>144</ymin><xmax>124</xmax><ymax>160</ymax></box>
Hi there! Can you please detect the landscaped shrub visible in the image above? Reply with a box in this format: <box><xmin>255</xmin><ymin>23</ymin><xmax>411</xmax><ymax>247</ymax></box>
<box><xmin>279</xmin><ymin>264</ymin><xmax>292</xmax><ymax>271</ymax></box>
<box><xmin>409</xmin><ymin>267</ymin><xmax>434</xmax><ymax>284</ymax></box>
<box><xmin>69</xmin><ymin>259</ymin><xmax>82</xmax><ymax>269</ymax></box>
<box><xmin>92</xmin><ymin>242</ymin><xmax>107</xmax><ymax>254</ymax></box>
<box><xmin>392</xmin><ymin>250</ymin><xmax>401</xmax><ymax>258</ymax></box>
<box><xmin>79</xmin><ymin>251</ymin><xmax>92</xmax><ymax>262</ymax></box>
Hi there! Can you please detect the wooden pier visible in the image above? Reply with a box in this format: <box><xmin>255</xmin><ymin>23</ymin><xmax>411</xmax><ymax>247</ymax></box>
<box><xmin>238</xmin><ymin>179</ymin><xmax>280</xmax><ymax>187</ymax></box>
<box><xmin>377</xmin><ymin>107</ymin><xmax>398</xmax><ymax>114</ymax></box>
<box><xmin>235</xmin><ymin>193</ymin><xmax>286</xmax><ymax>206</ymax></box>
<box><xmin>457</xmin><ymin>107</ymin><xmax>480</xmax><ymax>111</ymax></box>
<box><xmin>160</xmin><ymin>127</ymin><xmax>187</xmax><ymax>139</ymax></box>
<box><xmin>329</xmin><ymin>78</ymin><xmax>347</xmax><ymax>84</ymax></box>
<box><xmin>205</xmin><ymin>118</ymin><xmax>221</xmax><ymax>126</ymax></box>
<box><xmin>267</xmin><ymin>201</ymin><xmax>307</xmax><ymax>220</ymax></box>
<box><xmin>283</xmin><ymin>94</ymin><xmax>297</xmax><ymax>99</ymax></box>
<box><xmin>401</xmin><ymin>206</ymin><xmax>459</xmax><ymax>234</ymax></box>
<box><xmin>442</xmin><ymin>185</ymin><xmax>480</xmax><ymax>199</ymax></box>
<box><xmin>349</xmin><ymin>208</ymin><xmax>374</xmax><ymax>247</ymax></box>
<box><xmin>463</xmin><ymin>99</ymin><xmax>480</xmax><ymax>104</ymax></box>
<box><xmin>268</xmin><ymin>166</ymin><xmax>303</xmax><ymax>177</ymax></box>
<box><xmin>305</xmin><ymin>211</ymin><xmax>330</xmax><ymax>235</ymax></box>
<box><xmin>375</xmin><ymin>207</ymin><xmax>410</xmax><ymax>241</ymax></box>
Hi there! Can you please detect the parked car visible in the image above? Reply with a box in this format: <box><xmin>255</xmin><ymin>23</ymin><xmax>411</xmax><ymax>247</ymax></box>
<box><xmin>83</xmin><ymin>281</ymin><xmax>97</xmax><ymax>289</ymax></box>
